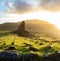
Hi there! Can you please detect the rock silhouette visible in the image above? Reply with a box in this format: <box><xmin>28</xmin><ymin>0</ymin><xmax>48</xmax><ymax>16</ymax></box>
<box><xmin>14</xmin><ymin>21</ymin><xmax>27</xmax><ymax>36</ymax></box>
<box><xmin>15</xmin><ymin>21</ymin><xmax>26</xmax><ymax>36</ymax></box>
<box><xmin>13</xmin><ymin>21</ymin><xmax>34</xmax><ymax>37</ymax></box>
<box><xmin>18</xmin><ymin>21</ymin><xmax>25</xmax><ymax>33</ymax></box>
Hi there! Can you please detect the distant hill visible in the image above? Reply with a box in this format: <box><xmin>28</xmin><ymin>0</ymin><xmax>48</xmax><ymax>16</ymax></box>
<box><xmin>0</xmin><ymin>19</ymin><xmax>60</xmax><ymax>39</ymax></box>
<box><xmin>0</xmin><ymin>22</ymin><xmax>20</xmax><ymax>31</ymax></box>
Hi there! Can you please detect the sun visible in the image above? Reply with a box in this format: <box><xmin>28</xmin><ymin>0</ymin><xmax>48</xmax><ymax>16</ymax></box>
<box><xmin>21</xmin><ymin>10</ymin><xmax>60</xmax><ymax>29</ymax></box>
<box><xmin>3</xmin><ymin>10</ymin><xmax>60</xmax><ymax>29</ymax></box>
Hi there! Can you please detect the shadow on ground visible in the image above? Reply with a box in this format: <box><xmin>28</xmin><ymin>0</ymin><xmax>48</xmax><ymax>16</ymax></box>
<box><xmin>0</xmin><ymin>31</ymin><xmax>12</xmax><ymax>37</ymax></box>
<box><xmin>0</xmin><ymin>50</ymin><xmax>41</xmax><ymax>61</ymax></box>
<box><xmin>0</xmin><ymin>50</ymin><xmax>60</xmax><ymax>61</ymax></box>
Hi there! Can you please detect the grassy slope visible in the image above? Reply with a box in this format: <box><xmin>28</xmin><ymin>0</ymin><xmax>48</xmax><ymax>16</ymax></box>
<box><xmin>0</xmin><ymin>20</ymin><xmax>60</xmax><ymax>56</ymax></box>
<box><xmin>0</xmin><ymin>20</ymin><xmax>60</xmax><ymax>39</ymax></box>
<box><xmin>0</xmin><ymin>31</ymin><xmax>60</xmax><ymax>56</ymax></box>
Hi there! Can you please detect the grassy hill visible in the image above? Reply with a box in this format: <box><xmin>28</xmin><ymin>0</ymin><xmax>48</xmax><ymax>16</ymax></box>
<box><xmin>0</xmin><ymin>22</ymin><xmax>19</xmax><ymax>31</ymax></box>
<box><xmin>25</xmin><ymin>20</ymin><xmax>60</xmax><ymax>39</ymax></box>
<box><xmin>0</xmin><ymin>19</ymin><xmax>60</xmax><ymax>57</ymax></box>
<box><xmin>0</xmin><ymin>31</ymin><xmax>60</xmax><ymax>56</ymax></box>
<box><xmin>0</xmin><ymin>19</ymin><xmax>60</xmax><ymax>39</ymax></box>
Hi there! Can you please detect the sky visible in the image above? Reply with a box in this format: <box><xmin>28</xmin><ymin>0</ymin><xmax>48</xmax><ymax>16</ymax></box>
<box><xmin>0</xmin><ymin>0</ymin><xmax>60</xmax><ymax>29</ymax></box>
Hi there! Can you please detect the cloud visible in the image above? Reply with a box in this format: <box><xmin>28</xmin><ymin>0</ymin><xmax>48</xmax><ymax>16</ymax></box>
<box><xmin>3</xmin><ymin>0</ymin><xmax>32</xmax><ymax>13</ymax></box>
<box><xmin>13</xmin><ymin>0</ymin><xmax>32</xmax><ymax>13</ymax></box>
<box><xmin>2</xmin><ymin>0</ymin><xmax>42</xmax><ymax>13</ymax></box>
<box><xmin>41</xmin><ymin>0</ymin><xmax>60</xmax><ymax>11</ymax></box>
<box><xmin>2</xmin><ymin>0</ymin><xmax>60</xmax><ymax>13</ymax></box>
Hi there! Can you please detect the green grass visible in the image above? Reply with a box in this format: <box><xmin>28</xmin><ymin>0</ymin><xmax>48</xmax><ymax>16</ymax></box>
<box><xmin>0</xmin><ymin>31</ymin><xmax>60</xmax><ymax>56</ymax></box>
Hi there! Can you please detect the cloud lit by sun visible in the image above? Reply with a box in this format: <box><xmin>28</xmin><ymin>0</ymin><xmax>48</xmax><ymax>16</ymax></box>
<box><xmin>0</xmin><ymin>10</ymin><xmax>60</xmax><ymax>29</ymax></box>
<box><xmin>0</xmin><ymin>0</ymin><xmax>60</xmax><ymax>29</ymax></box>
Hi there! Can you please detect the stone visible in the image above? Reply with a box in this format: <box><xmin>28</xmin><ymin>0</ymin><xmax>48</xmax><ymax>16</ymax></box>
<box><xmin>18</xmin><ymin>21</ymin><xmax>25</xmax><ymax>32</ymax></box>
<box><xmin>0</xmin><ymin>50</ymin><xmax>20</xmax><ymax>61</ymax></box>
<box><xmin>16</xmin><ymin>21</ymin><xmax>29</xmax><ymax>36</ymax></box>
<box><xmin>13</xmin><ymin>21</ymin><xmax>34</xmax><ymax>37</ymax></box>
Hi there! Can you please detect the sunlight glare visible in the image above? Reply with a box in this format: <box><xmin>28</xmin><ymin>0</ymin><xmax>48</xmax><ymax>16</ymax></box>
<box><xmin>5</xmin><ymin>10</ymin><xmax>60</xmax><ymax>29</ymax></box>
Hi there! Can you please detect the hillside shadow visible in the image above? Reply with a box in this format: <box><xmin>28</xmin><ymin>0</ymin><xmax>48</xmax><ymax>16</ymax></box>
<box><xmin>0</xmin><ymin>50</ymin><xmax>41</xmax><ymax>61</ymax></box>
<box><xmin>0</xmin><ymin>50</ymin><xmax>60</xmax><ymax>61</ymax></box>
<box><xmin>0</xmin><ymin>31</ymin><xmax>12</xmax><ymax>37</ymax></box>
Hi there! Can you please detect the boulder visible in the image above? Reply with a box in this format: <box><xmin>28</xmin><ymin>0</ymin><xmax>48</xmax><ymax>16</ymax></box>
<box><xmin>0</xmin><ymin>50</ymin><xmax>20</xmax><ymax>61</ymax></box>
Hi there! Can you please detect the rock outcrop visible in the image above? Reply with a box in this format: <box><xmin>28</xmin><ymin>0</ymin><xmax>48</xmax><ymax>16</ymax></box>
<box><xmin>13</xmin><ymin>21</ymin><xmax>34</xmax><ymax>37</ymax></box>
<box><xmin>15</xmin><ymin>21</ymin><xmax>27</xmax><ymax>36</ymax></box>
<box><xmin>18</xmin><ymin>21</ymin><xmax>25</xmax><ymax>33</ymax></box>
